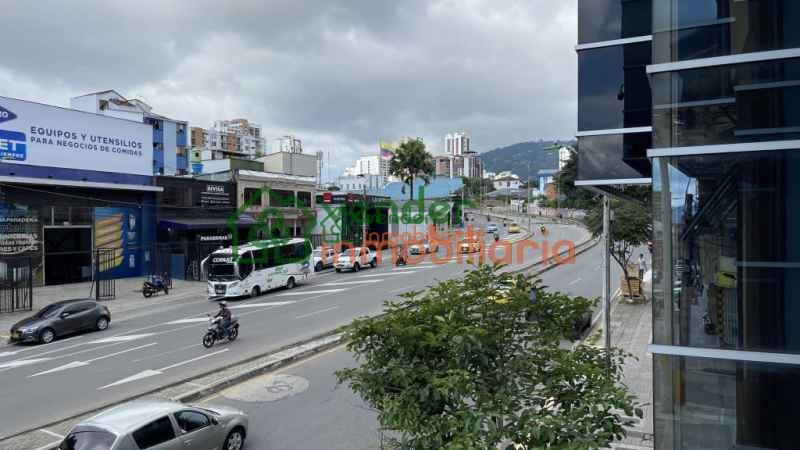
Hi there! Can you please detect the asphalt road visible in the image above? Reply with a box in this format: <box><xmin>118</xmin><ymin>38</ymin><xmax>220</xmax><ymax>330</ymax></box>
<box><xmin>0</xmin><ymin>218</ymin><xmax>587</xmax><ymax>439</ymax></box>
<box><xmin>196</xmin><ymin>242</ymin><xmax>622</xmax><ymax>450</ymax></box>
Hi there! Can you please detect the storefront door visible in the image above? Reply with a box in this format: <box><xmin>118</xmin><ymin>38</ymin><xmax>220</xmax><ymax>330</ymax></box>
<box><xmin>44</xmin><ymin>226</ymin><xmax>92</xmax><ymax>285</ymax></box>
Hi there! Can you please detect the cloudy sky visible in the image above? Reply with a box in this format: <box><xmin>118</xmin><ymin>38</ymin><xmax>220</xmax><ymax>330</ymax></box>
<box><xmin>1</xmin><ymin>0</ymin><xmax>577</xmax><ymax>180</ymax></box>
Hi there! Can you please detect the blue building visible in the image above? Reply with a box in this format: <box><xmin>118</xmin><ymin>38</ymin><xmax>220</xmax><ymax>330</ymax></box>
<box><xmin>0</xmin><ymin>95</ymin><xmax>160</xmax><ymax>285</ymax></box>
<box><xmin>71</xmin><ymin>90</ymin><xmax>190</xmax><ymax>176</ymax></box>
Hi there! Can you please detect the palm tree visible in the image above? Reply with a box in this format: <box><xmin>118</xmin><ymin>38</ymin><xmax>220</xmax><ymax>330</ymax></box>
<box><xmin>388</xmin><ymin>138</ymin><xmax>435</xmax><ymax>201</ymax></box>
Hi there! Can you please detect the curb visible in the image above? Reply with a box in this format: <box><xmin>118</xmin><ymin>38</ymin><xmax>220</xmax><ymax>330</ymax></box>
<box><xmin>0</xmin><ymin>329</ymin><xmax>346</xmax><ymax>446</ymax></box>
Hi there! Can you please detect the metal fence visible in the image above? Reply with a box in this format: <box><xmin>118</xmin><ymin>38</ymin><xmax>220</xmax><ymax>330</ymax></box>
<box><xmin>94</xmin><ymin>248</ymin><xmax>116</xmax><ymax>300</ymax></box>
<box><xmin>0</xmin><ymin>256</ymin><xmax>33</xmax><ymax>313</ymax></box>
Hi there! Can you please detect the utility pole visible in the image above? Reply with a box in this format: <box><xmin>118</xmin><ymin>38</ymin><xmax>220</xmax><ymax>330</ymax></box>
<box><xmin>602</xmin><ymin>194</ymin><xmax>612</xmax><ymax>356</ymax></box>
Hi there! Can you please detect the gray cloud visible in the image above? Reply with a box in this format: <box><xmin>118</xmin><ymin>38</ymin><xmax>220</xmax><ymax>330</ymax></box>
<box><xmin>1</xmin><ymin>0</ymin><xmax>577</xmax><ymax>179</ymax></box>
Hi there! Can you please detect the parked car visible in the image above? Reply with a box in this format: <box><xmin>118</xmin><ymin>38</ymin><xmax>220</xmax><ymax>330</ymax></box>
<box><xmin>10</xmin><ymin>299</ymin><xmax>110</xmax><ymax>345</ymax></box>
<box><xmin>508</xmin><ymin>222</ymin><xmax>521</xmax><ymax>234</ymax></box>
<box><xmin>312</xmin><ymin>247</ymin><xmax>337</xmax><ymax>272</ymax></box>
<box><xmin>459</xmin><ymin>238</ymin><xmax>482</xmax><ymax>254</ymax></box>
<box><xmin>58</xmin><ymin>399</ymin><xmax>248</xmax><ymax>450</ymax></box>
<box><xmin>486</xmin><ymin>223</ymin><xmax>498</xmax><ymax>233</ymax></box>
<box><xmin>409</xmin><ymin>241</ymin><xmax>439</xmax><ymax>255</ymax></box>
<box><xmin>335</xmin><ymin>247</ymin><xmax>378</xmax><ymax>272</ymax></box>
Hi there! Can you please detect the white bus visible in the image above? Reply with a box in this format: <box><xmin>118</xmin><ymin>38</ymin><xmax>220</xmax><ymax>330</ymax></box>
<box><xmin>202</xmin><ymin>238</ymin><xmax>312</xmax><ymax>299</ymax></box>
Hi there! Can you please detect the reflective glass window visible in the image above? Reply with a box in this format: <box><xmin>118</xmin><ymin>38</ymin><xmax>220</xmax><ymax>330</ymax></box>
<box><xmin>578</xmin><ymin>42</ymin><xmax>651</xmax><ymax>131</ymax></box>
<box><xmin>654</xmin><ymin>355</ymin><xmax>800</xmax><ymax>450</ymax></box>
<box><xmin>653</xmin><ymin>0</ymin><xmax>800</xmax><ymax>63</ymax></box>
<box><xmin>577</xmin><ymin>133</ymin><xmax>652</xmax><ymax>181</ymax></box>
<box><xmin>579</xmin><ymin>0</ymin><xmax>652</xmax><ymax>44</ymax></box>
<box><xmin>652</xmin><ymin>58</ymin><xmax>800</xmax><ymax>148</ymax></box>
<box><xmin>652</xmin><ymin>150</ymin><xmax>800</xmax><ymax>353</ymax></box>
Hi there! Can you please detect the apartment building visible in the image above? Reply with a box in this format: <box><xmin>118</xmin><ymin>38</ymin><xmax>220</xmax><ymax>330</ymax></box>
<box><xmin>71</xmin><ymin>90</ymin><xmax>190</xmax><ymax>175</ymax></box>
<box><xmin>191</xmin><ymin>119</ymin><xmax>266</xmax><ymax>160</ymax></box>
<box><xmin>576</xmin><ymin>1</ymin><xmax>800</xmax><ymax>449</ymax></box>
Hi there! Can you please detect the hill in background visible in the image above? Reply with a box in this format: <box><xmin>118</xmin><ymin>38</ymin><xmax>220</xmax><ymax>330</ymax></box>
<box><xmin>479</xmin><ymin>140</ymin><xmax>573</xmax><ymax>181</ymax></box>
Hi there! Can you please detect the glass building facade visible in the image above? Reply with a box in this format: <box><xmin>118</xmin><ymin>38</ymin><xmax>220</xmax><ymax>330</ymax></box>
<box><xmin>579</xmin><ymin>1</ymin><xmax>800</xmax><ymax>448</ymax></box>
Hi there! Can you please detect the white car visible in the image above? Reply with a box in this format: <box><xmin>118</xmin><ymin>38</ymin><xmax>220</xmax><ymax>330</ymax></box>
<box><xmin>312</xmin><ymin>247</ymin><xmax>336</xmax><ymax>272</ymax></box>
<box><xmin>409</xmin><ymin>242</ymin><xmax>439</xmax><ymax>254</ymax></box>
<box><xmin>335</xmin><ymin>247</ymin><xmax>378</xmax><ymax>272</ymax></box>
<box><xmin>486</xmin><ymin>223</ymin><xmax>498</xmax><ymax>233</ymax></box>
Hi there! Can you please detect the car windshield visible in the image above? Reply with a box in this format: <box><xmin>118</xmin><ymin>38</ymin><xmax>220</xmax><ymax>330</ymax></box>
<box><xmin>59</xmin><ymin>430</ymin><xmax>116</xmax><ymax>450</ymax></box>
<box><xmin>35</xmin><ymin>303</ymin><xmax>62</xmax><ymax>318</ymax></box>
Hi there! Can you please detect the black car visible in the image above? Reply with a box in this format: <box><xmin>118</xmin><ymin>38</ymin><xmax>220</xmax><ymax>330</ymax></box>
<box><xmin>10</xmin><ymin>299</ymin><xmax>111</xmax><ymax>344</ymax></box>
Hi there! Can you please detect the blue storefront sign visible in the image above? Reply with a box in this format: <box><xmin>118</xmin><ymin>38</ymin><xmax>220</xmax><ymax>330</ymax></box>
<box><xmin>94</xmin><ymin>207</ymin><xmax>143</xmax><ymax>278</ymax></box>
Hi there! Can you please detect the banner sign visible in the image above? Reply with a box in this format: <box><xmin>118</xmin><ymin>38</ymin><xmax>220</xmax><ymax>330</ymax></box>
<box><xmin>0</xmin><ymin>207</ymin><xmax>40</xmax><ymax>255</ymax></box>
<box><xmin>0</xmin><ymin>96</ymin><xmax>153</xmax><ymax>176</ymax></box>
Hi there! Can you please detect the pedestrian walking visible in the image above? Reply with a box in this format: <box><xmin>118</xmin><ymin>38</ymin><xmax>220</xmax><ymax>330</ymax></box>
<box><xmin>638</xmin><ymin>253</ymin><xmax>647</xmax><ymax>280</ymax></box>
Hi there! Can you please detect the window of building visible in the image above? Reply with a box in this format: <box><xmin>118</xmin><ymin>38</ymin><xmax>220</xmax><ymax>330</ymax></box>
<box><xmin>579</xmin><ymin>0</ymin><xmax>652</xmax><ymax>44</ymax></box>
<box><xmin>652</xmin><ymin>149</ymin><xmax>800</xmax><ymax>353</ymax></box>
<box><xmin>654</xmin><ymin>354</ymin><xmax>800</xmax><ymax>450</ymax></box>
<box><xmin>269</xmin><ymin>189</ymin><xmax>295</xmax><ymax>207</ymax></box>
<box><xmin>244</xmin><ymin>188</ymin><xmax>262</xmax><ymax>206</ymax></box>
<box><xmin>297</xmin><ymin>191</ymin><xmax>312</xmax><ymax>207</ymax></box>
<box><xmin>577</xmin><ymin>133</ymin><xmax>652</xmax><ymax>180</ymax></box>
<box><xmin>578</xmin><ymin>42</ymin><xmax>651</xmax><ymax>131</ymax></box>
<box><xmin>653</xmin><ymin>0</ymin><xmax>800</xmax><ymax>63</ymax></box>
<box><xmin>652</xmin><ymin>58</ymin><xmax>800</xmax><ymax>148</ymax></box>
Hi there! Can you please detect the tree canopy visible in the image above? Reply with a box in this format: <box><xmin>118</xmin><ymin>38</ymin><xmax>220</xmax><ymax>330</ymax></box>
<box><xmin>389</xmin><ymin>138</ymin><xmax>435</xmax><ymax>201</ymax></box>
<box><xmin>337</xmin><ymin>264</ymin><xmax>641</xmax><ymax>449</ymax></box>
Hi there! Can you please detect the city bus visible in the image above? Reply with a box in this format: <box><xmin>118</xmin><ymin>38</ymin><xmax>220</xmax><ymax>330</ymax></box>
<box><xmin>202</xmin><ymin>238</ymin><xmax>312</xmax><ymax>299</ymax></box>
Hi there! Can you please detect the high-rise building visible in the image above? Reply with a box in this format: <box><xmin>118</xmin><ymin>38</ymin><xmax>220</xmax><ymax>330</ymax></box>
<box><xmin>577</xmin><ymin>1</ymin><xmax>800</xmax><ymax>449</ymax></box>
<box><xmin>71</xmin><ymin>90</ymin><xmax>190</xmax><ymax>176</ymax></box>
<box><xmin>445</xmin><ymin>132</ymin><xmax>469</xmax><ymax>156</ymax></box>
<box><xmin>192</xmin><ymin>119</ymin><xmax>266</xmax><ymax>160</ymax></box>
<box><xmin>272</xmin><ymin>135</ymin><xmax>303</xmax><ymax>154</ymax></box>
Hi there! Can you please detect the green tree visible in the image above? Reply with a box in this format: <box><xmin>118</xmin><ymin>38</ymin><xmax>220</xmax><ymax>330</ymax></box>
<box><xmin>389</xmin><ymin>138</ymin><xmax>435</xmax><ymax>201</ymax></box>
<box><xmin>585</xmin><ymin>193</ymin><xmax>651</xmax><ymax>298</ymax></box>
<box><xmin>337</xmin><ymin>265</ymin><xmax>641</xmax><ymax>449</ymax></box>
<box><xmin>462</xmin><ymin>176</ymin><xmax>494</xmax><ymax>201</ymax></box>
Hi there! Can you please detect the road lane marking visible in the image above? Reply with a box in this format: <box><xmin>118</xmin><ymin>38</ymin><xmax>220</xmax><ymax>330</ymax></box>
<box><xmin>88</xmin><ymin>333</ymin><xmax>156</xmax><ymax>344</ymax></box>
<box><xmin>38</xmin><ymin>429</ymin><xmax>63</xmax><ymax>439</ymax></box>
<box><xmin>165</xmin><ymin>318</ymin><xmax>212</xmax><ymax>325</ymax></box>
<box><xmin>356</xmin><ymin>272</ymin><xmax>416</xmax><ymax>277</ymax></box>
<box><xmin>276</xmin><ymin>289</ymin><xmax>345</xmax><ymax>297</ymax></box>
<box><xmin>99</xmin><ymin>348</ymin><xmax>229</xmax><ymax>390</ymax></box>
<box><xmin>0</xmin><ymin>335</ymin><xmax>87</xmax><ymax>360</ymax></box>
<box><xmin>0</xmin><ymin>351</ymin><xmax>20</xmax><ymax>358</ymax></box>
<box><xmin>0</xmin><ymin>358</ymin><xmax>52</xmax><ymax>371</ymax></box>
<box><xmin>569</xmin><ymin>278</ymin><xmax>583</xmax><ymax>286</ymax></box>
<box><xmin>295</xmin><ymin>306</ymin><xmax>339</xmax><ymax>319</ymax></box>
<box><xmin>133</xmin><ymin>343</ymin><xmax>200</xmax><ymax>363</ymax></box>
<box><xmin>230</xmin><ymin>301</ymin><xmax>297</xmax><ymax>308</ymax></box>
<box><xmin>319</xmin><ymin>279</ymin><xmax>384</xmax><ymax>286</ymax></box>
<box><xmin>29</xmin><ymin>343</ymin><xmax>158</xmax><ymax>378</ymax></box>
<box><xmin>159</xmin><ymin>348</ymin><xmax>229</xmax><ymax>371</ymax></box>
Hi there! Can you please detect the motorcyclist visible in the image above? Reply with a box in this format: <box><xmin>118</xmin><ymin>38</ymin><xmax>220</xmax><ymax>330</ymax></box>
<box><xmin>494</xmin><ymin>232</ymin><xmax>500</xmax><ymax>242</ymax></box>
<box><xmin>214</xmin><ymin>301</ymin><xmax>232</xmax><ymax>338</ymax></box>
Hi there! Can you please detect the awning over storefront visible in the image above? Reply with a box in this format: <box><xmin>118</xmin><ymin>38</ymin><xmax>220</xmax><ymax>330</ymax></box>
<box><xmin>158</xmin><ymin>214</ymin><xmax>257</xmax><ymax>230</ymax></box>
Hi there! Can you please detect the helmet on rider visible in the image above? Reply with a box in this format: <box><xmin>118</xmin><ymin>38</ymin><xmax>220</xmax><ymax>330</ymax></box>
<box><xmin>219</xmin><ymin>301</ymin><xmax>228</xmax><ymax>308</ymax></box>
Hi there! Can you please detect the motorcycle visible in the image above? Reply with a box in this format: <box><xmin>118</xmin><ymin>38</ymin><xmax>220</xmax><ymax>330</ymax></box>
<box><xmin>396</xmin><ymin>246</ymin><xmax>407</xmax><ymax>266</ymax></box>
<box><xmin>142</xmin><ymin>274</ymin><xmax>169</xmax><ymax>298</ymax></box>
<box><xmin>494</xmin><ymin>233</ymin><xmax>500</xmax><ymax>242</ymax></box>
<box><xmin>203</xmin><ymin>314</ymin><xmax>239</xmax><ymax>348</ymax></box>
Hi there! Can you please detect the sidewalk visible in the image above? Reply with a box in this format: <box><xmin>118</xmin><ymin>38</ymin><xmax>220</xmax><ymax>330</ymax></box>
<box><xmin>0</xmin><ymin>277</ymin><xmax>207</xmax><ymax>339</ymax></box>
<box><xmin>596</xmin><ymin>272</ymin><xmax>654</xmax><ymax>449</ymax></box>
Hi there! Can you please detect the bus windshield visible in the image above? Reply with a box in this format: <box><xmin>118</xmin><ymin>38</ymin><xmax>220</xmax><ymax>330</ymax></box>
<box><xmin>208</xmin><ymin>255</ymin><xmax>237</xmax><ymax>281</ymax></box>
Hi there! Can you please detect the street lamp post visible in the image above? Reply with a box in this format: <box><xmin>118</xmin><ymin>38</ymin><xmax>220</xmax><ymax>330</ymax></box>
<box><xmin>357</xmin><ymin>174</ymin><xmax>368</xmax><ymax>246</ymax></box>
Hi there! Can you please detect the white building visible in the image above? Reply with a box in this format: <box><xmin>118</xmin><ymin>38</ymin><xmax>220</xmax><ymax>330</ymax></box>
<box><xmin>336</xmin><ymin>174</ymin><xmax>385</xmax><ymax>192</ymax></box>
<box><xmin>492</xmin><ymin>171</ymin><xmax>521</xmax><ymax>190</ymax></box>
<box><xmin>70</xmin><ymin>90</ymin><xmax>189</xmax><ymax>176</ymax></box>
<box><xmin>445</xmin><ymin>132</ymin><xmax>470</xmax><ymax>156</ymax></box>
<box><xmin>208</xmin><ymin>119</ymin><xmax>265</xmax><ymax>157</ymax></box>
<box><xmin>344</xmin><ymin>155</ymin><xmax>382</xmax><ymax>177</ymax></box>
<box><xmin>483</xmin><ymin>171</ymin><xmax>496</xmax><ymax>180</ymax></box>
<box><xmin>558</xmin><ymin>145</ymin><xmax>574</xmax><ymax>170</ymax></box>
<box><xmin>272</xmin><ymin>135</ymin><xmax>303</xmax><ymax>154</ymax></box>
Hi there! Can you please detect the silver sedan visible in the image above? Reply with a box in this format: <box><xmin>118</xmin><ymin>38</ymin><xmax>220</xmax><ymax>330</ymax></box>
<box><xmin>59</xmin><ymin>399</ymin><xmax>248</xmax><ymax>450</ymax></box>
